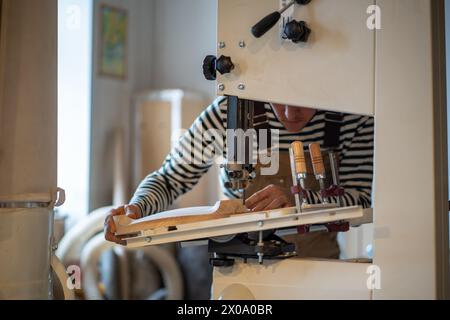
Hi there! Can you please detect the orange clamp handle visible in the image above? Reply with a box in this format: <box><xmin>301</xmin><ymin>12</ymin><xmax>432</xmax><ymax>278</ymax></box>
<box><xmin>309</xmin><ymin>143</ymin><xmax>325</xmax><ymax>177</ymax></box>
<box><xmin>291</xmin><ymin>141</ymin><xmax>307</xmax><ymax>175</ymax></box>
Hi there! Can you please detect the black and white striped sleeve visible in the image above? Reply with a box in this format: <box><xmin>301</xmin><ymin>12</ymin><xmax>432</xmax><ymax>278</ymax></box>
<box><xmin>130</xmin><ymin>97</ymin><xmax>227</xmax><ymax>217</ymax></box>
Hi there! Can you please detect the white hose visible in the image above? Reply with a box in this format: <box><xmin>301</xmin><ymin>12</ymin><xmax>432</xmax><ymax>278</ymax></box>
<box><xmin>80</xmin><ymin>233</ymin><xmax>184</xmax><ymax>300</ymax></box>
<box><xmin>51</xmin><ymin>254</ymin><xmax>75</xmax><ymax>300</ymax></box>
<box><xmin>56</xmin><ymin>206</ymin><xmax>112</xmax><ymax>264</ymax></box>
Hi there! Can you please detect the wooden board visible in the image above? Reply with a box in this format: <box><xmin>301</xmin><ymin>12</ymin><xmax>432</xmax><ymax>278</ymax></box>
<box><xmin>114</xmin><ymin>200</ymin><xmax>249</xmax><ymax>236</ymax></box>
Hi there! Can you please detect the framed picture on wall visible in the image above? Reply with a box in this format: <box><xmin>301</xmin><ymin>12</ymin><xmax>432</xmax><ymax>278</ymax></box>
<box><xmin>99</xmin><ymin>4</ymin><xmax>128</xmax><ymax>79</ymax></box>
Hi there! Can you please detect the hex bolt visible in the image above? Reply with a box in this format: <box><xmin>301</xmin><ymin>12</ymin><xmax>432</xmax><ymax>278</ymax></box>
<box><xmin>238</xmin><ymin>84</ymin><xmax>246</xmax><ymax>90</ymax></box>
<box><xmin>218</xmin><ymin>84</ymin><xmax>225</xmax><ymax>91</ymax></box>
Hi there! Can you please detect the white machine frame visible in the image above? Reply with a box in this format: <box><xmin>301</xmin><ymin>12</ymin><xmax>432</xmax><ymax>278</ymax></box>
<box><xmin>210</xmin><ymin>0</ymin><xmax>450</xmax><ymax>300</ymax></box>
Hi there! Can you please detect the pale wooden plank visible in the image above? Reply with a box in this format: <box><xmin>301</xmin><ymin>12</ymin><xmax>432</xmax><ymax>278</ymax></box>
<box><xmin>114</xmin><ymin>200</ymin><xmax>249</xmax><ymax>235</ymax></box>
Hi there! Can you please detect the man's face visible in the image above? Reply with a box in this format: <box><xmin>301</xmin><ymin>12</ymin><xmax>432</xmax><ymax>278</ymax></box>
<box><xmin>272</xmin><ymin>104</ymin><xmax>317</xmax><ymax>133</ymax></box>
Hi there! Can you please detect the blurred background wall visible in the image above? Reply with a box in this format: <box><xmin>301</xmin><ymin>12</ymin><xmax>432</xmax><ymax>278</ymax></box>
<box><xmin>89</xmin><ymin>0</ymin><xmax>218</xmax><ymax>212</ymax></box>
<box><xmin>90</xmin><ymin>0</ymin><xmax>153</xmax><ymax>211</ymax></box>
<box><xmin>57</xmin><ymin>0</ymin><xmax>219</xmax><ymax>300</ymax></box>
<box><xmin>151</xmin><ymin>0</ymin><xmax>217</xmax><ymax>98</ymax></box>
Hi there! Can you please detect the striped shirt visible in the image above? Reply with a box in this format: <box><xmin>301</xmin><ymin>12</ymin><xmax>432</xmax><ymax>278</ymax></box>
<box><xmin>131</xmin><ymin>97</ymin><xmax>374</xmax><ymax>217</ymax></box>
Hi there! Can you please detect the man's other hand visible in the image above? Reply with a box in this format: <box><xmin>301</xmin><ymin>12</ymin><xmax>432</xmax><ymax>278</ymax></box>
<box><xmin>245</xmin><ymin>185</ymin><xmax>293</xmax><ymax>212</ymax></box>
<box><xmin>104</xmin><ymin>205</ymin><xmax>141</xmax><ymax>245</ymax></box>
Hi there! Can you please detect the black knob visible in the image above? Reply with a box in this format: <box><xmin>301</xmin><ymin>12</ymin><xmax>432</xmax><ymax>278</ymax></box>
<box><xmin>251</xmin><ymin>0</ymin><xmax>312</xmax><ymax>39</ymax></box>
<box><xmin>216</xmin><ymin>55</ymin><xmax>235</xmax><ymax>75</ymax></box>
<box><xmin>202</xmin><ymin>55</ymin><xmax>235</xmax><ymax>81</ymax></box>
<box><xmin>203</xmin><ymin>55</ymin><xmax>217</xmax><ymax>81</ymax></box>
<box><xmin>283</xmin><ymin>20</ymin><xmax>311</xmax><ymax>43</ymax></box>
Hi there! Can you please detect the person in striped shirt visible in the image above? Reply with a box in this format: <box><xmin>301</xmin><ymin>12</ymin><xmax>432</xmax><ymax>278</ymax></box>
<box><xmin>104</xmin><ymin>97</ymin><xmax>374</xmax><ymax>249</ymax></box>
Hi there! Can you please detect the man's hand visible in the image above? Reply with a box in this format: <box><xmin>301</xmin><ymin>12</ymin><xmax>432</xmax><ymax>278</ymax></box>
<box><xmin>104</xmin><ymin>205</ymin><xmax>142</xmax><ymax>245</ymax></box>
<box><xmin>245</xmin><ymin>185</ymin><xmax>294</xmax><ymax>212</ymax></box>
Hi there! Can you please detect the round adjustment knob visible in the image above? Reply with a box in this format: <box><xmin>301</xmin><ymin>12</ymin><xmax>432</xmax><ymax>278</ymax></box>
<box><xmin>283</xmin><ymin>20</ymin><xmax>311</xmax><ymax>43</ymax></box>
<box><xmin>202</xmin><ymin>55</ymin><xmax>235</xmax><ymax>81</ymax></box>
<box><xmin>216</xmin><ymin>55</ymin><xmax>235</xmax><ymax>75</ymax></box>
<box><xmin>203</xmin><ymin>55</ymin><xmax>217</xmax><ymax>81</ymax></box>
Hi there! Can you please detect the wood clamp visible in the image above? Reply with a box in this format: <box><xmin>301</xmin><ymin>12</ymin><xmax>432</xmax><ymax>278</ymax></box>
<box><xmin>290</xmin><ymin>141</ymin><xmax>308</xmax><ymax>213</ymax></box>
<box><xmin>309</xmin><ymin>143</ymin><xmax>329</xmax><ymax>204</ymax></box>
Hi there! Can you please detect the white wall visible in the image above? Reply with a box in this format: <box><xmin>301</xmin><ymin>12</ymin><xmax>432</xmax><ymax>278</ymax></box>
<box><xmin>151</xmin><ymin>0</ymin><xmax>220</xmax><ymax>205</ymax></box>
<box><xmin>151</xmin><ymin>0</ymin><xmax>217</xmax><ymax>98</ymax></box>
<box><xmin>90</xmin><ymin>0</ymin><xmax>154</xmax><ymax>211</ymax></box>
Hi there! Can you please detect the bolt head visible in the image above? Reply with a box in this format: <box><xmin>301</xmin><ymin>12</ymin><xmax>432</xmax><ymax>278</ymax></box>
<box><xmin>239</xmin><ymin>41</ymin><xmax>246</xmax><ymax>48</ymax></box>
<box><xmin>218</xmin><ymin>42</ymin><xmax>226</xmax><ymax>49</ymax></box>
<box><xmin>145</xmin><ymin>237</ymin><xmax>152</xmax><ymax>243</ymax></box>
<box><xmin>238</xmin><ymin>84</ymin><xmax>246</xmax><ymax>90</ymax></box>
<box><xmin>218</xmin><ymin>84</ymin><xmax>225</xmax><ymax>91</ymax></box>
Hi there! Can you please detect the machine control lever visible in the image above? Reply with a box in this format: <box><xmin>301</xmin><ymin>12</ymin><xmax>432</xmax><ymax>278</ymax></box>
<box><xmin>251</xmin><ymin>0</ymin><xmax>312</xmax><ymax>39</ymax></box>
